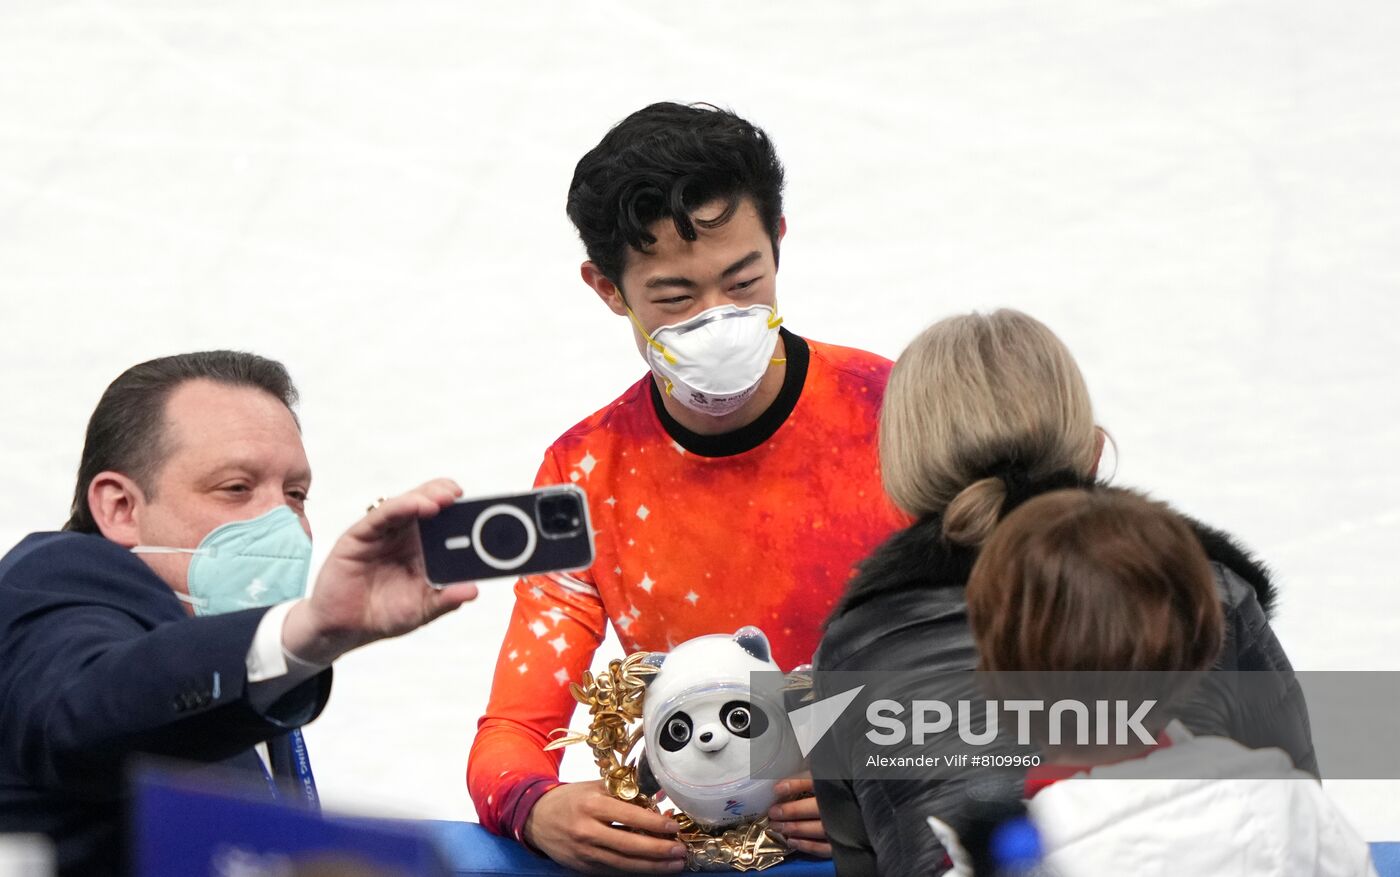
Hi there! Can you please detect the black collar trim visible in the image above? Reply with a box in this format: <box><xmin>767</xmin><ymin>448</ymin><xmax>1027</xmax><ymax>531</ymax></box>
<box><xmin>649</xmin><ymin>328</ymin><xmax>809</xmax><ymax>458</ymax></box>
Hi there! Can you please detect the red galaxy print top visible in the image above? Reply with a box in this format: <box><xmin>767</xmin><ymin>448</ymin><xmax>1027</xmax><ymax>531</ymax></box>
<box><xmin>467</xmin><ymin>333</ymin><xmax>905</xmax><ymax>839</ymax></box>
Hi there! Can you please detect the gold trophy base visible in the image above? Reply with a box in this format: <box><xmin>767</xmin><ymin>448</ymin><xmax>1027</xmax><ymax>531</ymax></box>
<box><xmin>674</xmin><ymin>813</ymin><xmax>789</xmax><ymax>872</ymax></box>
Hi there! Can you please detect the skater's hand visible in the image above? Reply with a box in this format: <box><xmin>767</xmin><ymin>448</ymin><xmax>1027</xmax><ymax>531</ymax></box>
<box><xmin>769</xmin><ymin>772</ymin><xmax>831</xmax><ymax>858</ymax></box>
<box><xmin>525</xmin><ymin>781</ymin><xmax>688</xmax><ymax>874</ymax></box>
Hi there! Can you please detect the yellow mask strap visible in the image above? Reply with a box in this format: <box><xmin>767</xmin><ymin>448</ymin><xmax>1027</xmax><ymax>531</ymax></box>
<box><xmin>625</xmin><ymin>306</ymin><xmax>678</xmax><ymax>365</ymax></box>
<box><xmin>624</xmin><ymin>298</ymin><xmax>782</xmax><ymax>368</ymax></box>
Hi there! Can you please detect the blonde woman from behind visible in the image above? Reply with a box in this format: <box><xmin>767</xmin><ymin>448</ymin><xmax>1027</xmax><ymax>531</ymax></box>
<box><xmin>812</xmin><ymin>310</ymin><xmax>1313</xmax><ymax>876</ymax></box>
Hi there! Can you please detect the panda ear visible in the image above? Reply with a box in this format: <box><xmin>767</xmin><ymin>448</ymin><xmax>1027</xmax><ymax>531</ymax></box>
<box><xmin>733</xmin><ymin>626</ymin><xmax>771</xmax><ymax>663</ymax></box>
<box><xmin>641</xmin><ymin>652</ymin><xmax>666</xmax><ymax>686</ymax></box>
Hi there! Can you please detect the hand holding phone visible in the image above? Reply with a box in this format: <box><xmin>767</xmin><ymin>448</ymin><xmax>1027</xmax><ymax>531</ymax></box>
<box><xmin>417</xmin><ymin>484</ymin><xmax>595</xmax><ymax>586</ymax></box>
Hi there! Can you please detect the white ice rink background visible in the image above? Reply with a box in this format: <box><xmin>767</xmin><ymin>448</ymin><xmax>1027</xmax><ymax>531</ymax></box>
<box><xmin>2</xmin><ymin>0</ymin><xmax>1397</xmax><ymax>841</ymax></box>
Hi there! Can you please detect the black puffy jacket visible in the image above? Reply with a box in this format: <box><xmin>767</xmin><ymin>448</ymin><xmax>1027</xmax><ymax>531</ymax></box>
<box><xmin>811</xmin><ymin>482</ymin><xmax>1315</xmax><ymax>877</ymax></box>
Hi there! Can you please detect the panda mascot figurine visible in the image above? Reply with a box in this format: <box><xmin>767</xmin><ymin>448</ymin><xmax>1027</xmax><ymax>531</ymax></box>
<box><xmin>637</xmin><ymin>626</ymin><xmax>806</xmax><ymax>829</ymax></box>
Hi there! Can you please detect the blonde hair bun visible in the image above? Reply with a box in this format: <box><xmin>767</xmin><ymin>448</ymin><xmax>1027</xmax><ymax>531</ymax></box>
<box><xmin>879</xmin><ymin>309</ymin><xmax>1098</xmax><ymax>547</ymax></box>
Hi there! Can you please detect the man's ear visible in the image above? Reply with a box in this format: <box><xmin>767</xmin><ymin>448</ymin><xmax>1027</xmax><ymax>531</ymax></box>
<box><xmin>771</xmin><ymin>216</ymin><xmax>787</xmax><ymax>271</ymax></box>
<box><xmin>88</xmin><ymin>471</ymin><xmax>145</xmax><ymax>547</ymax></box>
<box><xmin>581</xmin><ymin>262</ymin><xmax>629</xmax><ymax>317</ymax></box>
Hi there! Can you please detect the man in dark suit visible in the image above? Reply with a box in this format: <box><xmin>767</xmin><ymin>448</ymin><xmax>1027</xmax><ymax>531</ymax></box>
<box><xmin>0</xmin><ymin>350</ymin><xmax>478</xmax><ymax>877</ymax></box>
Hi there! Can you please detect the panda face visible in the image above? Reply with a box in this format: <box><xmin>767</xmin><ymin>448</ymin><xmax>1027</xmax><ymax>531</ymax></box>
<box><xmin>658</xmin><ymin>700</ymin><xmax>770</xmax><ymax>752</ymax></box>
<box><xmin>638</xmin><ymin>627</ymin><xmax>808</xmax><ymax>828</ymax></box>
<box><xmin>652</xmin><ymin>696</ymin><xmax>776</xmax><ymax>787</ymax></box>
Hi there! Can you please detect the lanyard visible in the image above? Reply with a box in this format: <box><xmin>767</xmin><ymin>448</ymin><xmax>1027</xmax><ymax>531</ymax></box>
<box><xmin>261</xmin><ymin>729</ymin><xmax>320</xmax><ymax>809</ymax></box>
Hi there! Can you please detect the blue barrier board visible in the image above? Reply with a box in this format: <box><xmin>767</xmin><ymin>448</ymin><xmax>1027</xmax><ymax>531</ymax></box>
<box><xmin>133</xmin><ymin>771</ymin><xmax>448</xmax><ymax>876</ymax></box>
<box><xmin>129</xmin><ymin>768</ymin><xmax>1397</xmax><ymax>877</ymax></box>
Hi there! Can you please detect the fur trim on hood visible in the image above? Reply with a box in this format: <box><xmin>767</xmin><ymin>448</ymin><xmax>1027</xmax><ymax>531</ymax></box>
<box><xmin>831</xmin><ymin>477</ymin><xmax>1276</xmax><ymax>625</ymax></box>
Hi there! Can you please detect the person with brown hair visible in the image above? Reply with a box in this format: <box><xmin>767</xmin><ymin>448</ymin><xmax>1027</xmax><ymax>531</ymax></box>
<box><xmin>811</xmin><ymin>309</ymin><xmax>1313</xmax><ymax>876</ymax></box>
<box><xmin>967</xmin><ymin>487</ymin><xmax>1224</xmax><ymax>682</ymax></box>
<box><xmin>965</xmin><ymin>488</ymin><xmax>1374</xmax><ymax>876</ymax></box>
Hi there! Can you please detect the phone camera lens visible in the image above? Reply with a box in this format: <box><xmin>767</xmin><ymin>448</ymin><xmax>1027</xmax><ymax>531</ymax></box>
<box><xmin>537</xmin><ymin>493</ymin><xmax>585</xmax><ymax>538</ymax></box>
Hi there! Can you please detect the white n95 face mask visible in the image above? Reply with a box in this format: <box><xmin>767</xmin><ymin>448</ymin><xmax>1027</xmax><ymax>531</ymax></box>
<box><xmin>630</xmin><ymin>303</ymin><xmax>784</xmax><ymax>417</ymax></box>
<box><xmin>131</xmin><ymin>505</ymin><xmax>312</xmax><ymax>616</ymax></box>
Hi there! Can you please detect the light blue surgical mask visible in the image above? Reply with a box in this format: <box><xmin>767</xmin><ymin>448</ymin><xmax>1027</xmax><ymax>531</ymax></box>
<box><xmin>132</xmin><ymin>505</ymin><xmax>312</xmax><ymax>616</ymax></box>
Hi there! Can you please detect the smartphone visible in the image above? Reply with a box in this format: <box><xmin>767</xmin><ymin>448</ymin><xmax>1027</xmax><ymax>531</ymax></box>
<box><xmin>418</xmin><ymin>484</ymin><xmax>595</xmax><ymax>586</ymax></box>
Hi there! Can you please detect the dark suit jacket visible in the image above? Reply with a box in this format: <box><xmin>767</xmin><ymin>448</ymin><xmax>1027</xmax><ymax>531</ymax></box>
<box><xmin>0</xmin><ymin>531</ymin><xmax>333</xmax><ymax>877</ymax></box>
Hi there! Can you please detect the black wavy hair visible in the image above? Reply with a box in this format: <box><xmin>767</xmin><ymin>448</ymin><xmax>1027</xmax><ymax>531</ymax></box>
<box><xmin>565</xmin><ymin>102</ymin><xmax>786</xmax><ymax>287</ymax></box>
